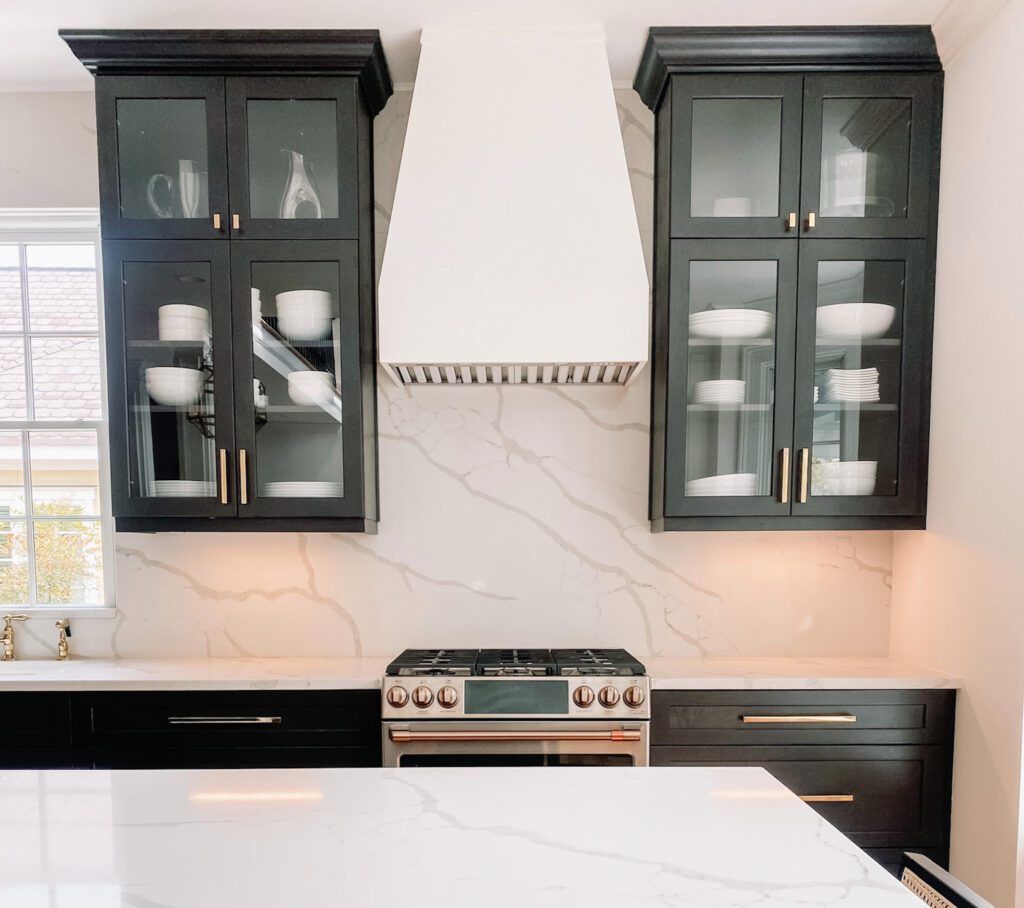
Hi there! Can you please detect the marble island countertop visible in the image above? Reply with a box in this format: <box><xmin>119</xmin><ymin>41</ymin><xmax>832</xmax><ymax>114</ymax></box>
<box><xmin>0</xmin><ymin>655</ymin><xmax>958</xmax><ymax>691</ymax></box>
<box><xmin>0</xmin><ymin>765</ymin><xmax>923</xmax><ymax>907</ymax></box>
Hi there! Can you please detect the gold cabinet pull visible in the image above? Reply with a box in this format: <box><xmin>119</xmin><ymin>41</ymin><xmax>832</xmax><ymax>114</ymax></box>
<box><xmin>786</xmin><ymin>212</ymin><xmax>797</xmax><ymax>230</ymax></box>
<box><xmin>800</xmin><ymin>795</ymin><xmax>854</xmax><ymax>803</ymax></box>
<box><xmin>797</xmin><ymin>448</ymin><xmax>809</xmax><ymax>503</ymax></box>
<box><xmin>806</xmin><ymin>211</ymin><xmax>817</xmax><ymax>229</ymax></box>
<box><xmin>741</xmin><ymin>714</ymin><xmax>856</xmax><ymax>724</ymax></box>
<box><xmin>212</xmin><ymin>213</ymin><xmax>222</xmax><ymax>231</ymax></box>
<box><xmin>778</xmin><ymin>447</ymin><xmax>791</xmax><ymax>503</ymax></box>
<box><xmin>232</xmin><ymin>213</ymin><xmax>240</xmax><ymax>230</ymax></box>
<box><xmin>239</xmin><ymin>449</ymin><xmax>249</xmax><ymax>505</ymax></box>
<box><xmin>218</xmin><ymin>448</ymin><xmax>230</xmax><ymax>504</ymax></box>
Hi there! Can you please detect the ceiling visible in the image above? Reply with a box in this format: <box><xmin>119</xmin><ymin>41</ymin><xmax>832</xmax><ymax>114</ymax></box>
<box><xmin>4</xmin><ymin>0</ymin><xmax>951</xmax><ymax>93</ymax></box>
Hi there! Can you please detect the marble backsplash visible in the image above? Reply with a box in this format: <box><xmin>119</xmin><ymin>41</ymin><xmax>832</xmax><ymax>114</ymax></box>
<box><xmin>16</xmin><ymin>90</ymin><xmax>893</xmax><ymax>660</ymax></box>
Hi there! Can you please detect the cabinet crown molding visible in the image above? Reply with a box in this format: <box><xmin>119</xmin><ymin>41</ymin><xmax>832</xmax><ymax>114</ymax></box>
<box><xmin>59</xmin><ymin>29</ymin><xmax>393</xmax><ymax>117</ymax></box>
<box><xmin>634</xmin><ymin>26</ymin><xmax>941</xmax><ymax>111</ymax></box>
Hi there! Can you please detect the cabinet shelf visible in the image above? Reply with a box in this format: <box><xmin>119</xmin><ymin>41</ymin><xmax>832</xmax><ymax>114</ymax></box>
<box><xmin>686</xmin><ymin>403</ymin><xmax>772</xmax><ymax>412</ymax></box>
<box><xmin>689</xmin><ymin>337</ymin><xmax>774</xmax><ymax>347</ymax></box>
<box><xmin>814</xmin><ymin>403</ymin><xmax>899</xmax><ymax>412</ymax></box>
<box><xmin>815</xmin><ymin>338</ymin><xmax>901</xmax><ymax>348</ymax></box>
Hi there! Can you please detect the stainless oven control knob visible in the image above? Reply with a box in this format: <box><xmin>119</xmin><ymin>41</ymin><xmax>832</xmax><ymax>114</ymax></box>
<box><xmin>598</xmin><ymin>686</ymin><xmax>620</xmax><ymax>708</ymax></box>
<box><xmin>386</xmin><ymin>686</ymin><xmax>409</xmax><ymax>708</ymax></box>
<box><xmin>411</xmin><ymin>685</ymin><xmax>434</xmax><ymax>708</ymax></box>
<box><xmin>437</xmin><ymin>685</ymin><xmax>459</xmax><ymax>709</ymax></box>
<box><xmin>623</xmin><ymin>685</ymin><xmax>646</xmax><ymax>708</ymax></box>
<box><xmin>573</xmin><ymin>685</ymin><xmax>595</xmax><ymax>708</ymax></box>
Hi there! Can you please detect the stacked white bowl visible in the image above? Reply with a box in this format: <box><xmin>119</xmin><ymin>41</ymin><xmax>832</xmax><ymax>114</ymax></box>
<box><xmin>287</xmin><ymin>370</ymin><xmax>334</xmax><ymax>406</ymax></box>
<box><xmin>692</xmin><ymin>379</ymin><xmax>746</xmax><ymax>405</ymax></box>
<box><xmin>811</xmin><ymin>460</ymin><xmax>877</xmax><ymax>496</ymax></box>
<box><xmin>816</xmin><ymin>303</ymin><xmax>895</xmax><ymax>341</ymax></box>
<box><xmin>144</xmin><ymin>367</ymin><xmax>204</xmax><ymax>406</ymax></box>
<box><xmin>158</xmin><ymin>304</ymin><xmax>209</xmax><ymax>342</ymax></box>
<box><xmin>276</xmin><ymin>290</ymin><xmax>333</xmax><ymax>341</ymax></box>
<box><xmin>689</xmin><ymin>309</ymin><xmax>774</xmax><ymax>339</ymax></box>
<box><xmin>684</xmin><ymin>472</ymin><xmax>759</xmax><ymax>497</ymax></box>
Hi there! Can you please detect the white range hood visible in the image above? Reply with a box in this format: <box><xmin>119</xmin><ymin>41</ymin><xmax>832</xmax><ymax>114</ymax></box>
<box><xmin>378</xmin><ymin>27</ymin><xmax>650</xmax><ymax>386</ymax></box>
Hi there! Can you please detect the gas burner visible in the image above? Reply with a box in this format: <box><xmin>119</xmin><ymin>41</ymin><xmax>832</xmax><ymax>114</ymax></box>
<box><xmin>552</xmin><ymin>648</ymin><xmax>646</xmax><ymax>677</ymax></box>
<box><xmin>385</xmin><ymin>649</ymin><xmax>479</xmax><ymax>677</ymax></box>
<box><xmin>476</xmin><ymin>649</ymin><xmax>556</xmax><ymax>676</ymax></box>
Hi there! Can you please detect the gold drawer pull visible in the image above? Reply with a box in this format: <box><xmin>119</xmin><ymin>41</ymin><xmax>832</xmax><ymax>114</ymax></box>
<box><xmin>212</xmin><ymin>213</ymin><xmax>222</xmax><ymax>231</ymax></box>
<box><xmin>219</xmin><ymin>448</ymin><xmax>230</xmax><ymax>504</ymax></box>
<box><xmin>800</xmin><ymin>794</ymin><xmax>854</xmax><ymax>803</ymax></box>
<box><xmin>232</xmin><ymin>213</ymin><xmax>240</xmax><ymax>230</ymax></box>
<box><xmin>741</xmin><ymin>714</ymin><xmax>857</xmax><ymax>724</ymax></box>
<box><xmin>806</xmin><ymin>211</ymin><xmax>817</xmax><ymax>229</ymax></box>
<box><xmin>778</xmin><ymin>447</ymin><xmax>791</xmax><ymax>503</ymax></box>
<box><xmin>239</xmin><ymin>449</ymin><xmax>249</xmax><ymax>505</ymax></box>
<box><xmin>786</xmin><ymin>211</ymin><xmax>797</xmax><ymax>230</ymax></box>
<box><xmin>797</xmin><ymin>447</ymin><xmax>809</xmax><ymax>503</ymax></box>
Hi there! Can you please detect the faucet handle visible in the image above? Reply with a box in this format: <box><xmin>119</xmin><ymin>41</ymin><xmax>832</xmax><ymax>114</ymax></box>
<box><xmin>3</xmin><ymin>614</ymin><xmax>29</xmax><ymax>627</ymax></box>
<box><xmin>56</xmin><ymin>619</ymin><xmax>70</xmax><ymax>633</ymax></box>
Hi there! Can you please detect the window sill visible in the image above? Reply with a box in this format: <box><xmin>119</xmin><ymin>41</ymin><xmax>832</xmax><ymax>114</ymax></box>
<box><xmin>22</xmin><ymin>606</ymin><xmax>117</xmax><ymax>620</ymax></box>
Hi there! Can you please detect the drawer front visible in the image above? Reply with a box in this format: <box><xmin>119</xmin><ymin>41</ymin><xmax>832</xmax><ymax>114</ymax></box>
<box><xmin>650</xmin><ymin>744</ymin><xmax>951</xmax><ymax>848</ymax></box>
<box><xmin>652</xmin><ymin>690</ymin><xmax>955</xmax><ymax>746</ymax></box>
<box><xmin>71</xmin><ymin>690</ymin><xmax>380</xmax><ymax>751</ymax></box>
<box><xmin>0</xmin><ymin>693</ymin><xmax>72</xmax><ymax>749</ymax></box>
<box><xmin>864</xmin><ymin>846</ymin><xmax>948</xmax><ymax>878</ymax></box>
<box><xmin>84</xmin><ymin>745</ymin><xmax>380</xmax><ymax>770</ymax></box>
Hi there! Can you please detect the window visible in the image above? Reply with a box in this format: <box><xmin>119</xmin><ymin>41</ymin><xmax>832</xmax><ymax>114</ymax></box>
<box><xmin>0</xmin><ymin>216</ymin><xmax>112</xmax><ymax>612</ymax></box>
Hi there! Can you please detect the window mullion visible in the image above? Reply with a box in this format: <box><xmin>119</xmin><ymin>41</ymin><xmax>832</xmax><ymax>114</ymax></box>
<box><xmin>18</xmin><ymin>243</ymin><xmax>35</xmax><ymax>422</ymax></box>
<box><xmin>21</xmin><ymin>429</ymin><xmax>37</xmax><ymax>607</ymax></box>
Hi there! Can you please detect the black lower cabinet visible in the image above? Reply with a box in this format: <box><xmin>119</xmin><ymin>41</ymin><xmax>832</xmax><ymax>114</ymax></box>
<box><xmin>0</xmin><ymin>693</ymin><xmax>74</xmax><ymax>769</ymax></box>
<box><xmin>69</xmin><ymin>689</ymin><xmax>381</xmax><ymax>769</ymax></box>
<box><xmin>651</xmin><ymin>690</ymin><xmax>955</xmax><ymax>876</ymax></box>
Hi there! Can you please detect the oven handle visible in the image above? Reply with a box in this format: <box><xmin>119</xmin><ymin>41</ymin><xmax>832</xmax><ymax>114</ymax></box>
<box><xmin>388</xmin><ymin>728</ymin><xmax>643</xmax><ymax>743</ymax></box>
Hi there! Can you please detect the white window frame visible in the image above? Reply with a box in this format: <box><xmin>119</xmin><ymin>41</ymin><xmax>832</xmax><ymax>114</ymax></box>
<box><xmin>0</xmin><ymin>208</ymin><xmax>115</xmax><ymax>617</ymax></box>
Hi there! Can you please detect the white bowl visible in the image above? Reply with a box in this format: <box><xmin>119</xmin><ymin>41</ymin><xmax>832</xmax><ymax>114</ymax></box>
<box><xmin>287</xmin><ymin>371</ymin><xmax>334</xmax><ymax>406</ymax></box>
<box><xmin>145</xmin><ymin>367</ymin><xmax>204</xmax><ymax>406</ymax></box>
<box><xmin>815</xmin><ymin>460</ymin><xmax>878</xmax><ymax>479</ymax></box>
<box><xmin>158</xmin><ymin>314</ymin><xmax>209</xmax><ymax>342</ymax></box>
<box><xmin>816</xmin><ymin>303</ymin><xmax>896</xmax><ymax>340</ymax></box>
<box><xmin>278</xmin><ymin>313</ymin><xmax>332</xmax><ymax>342</ymax></box>
<box><xmin>689</xmin><ymin>310</ymin><xmax>774</xmax><ymax>339</ymax></box>
<box><xmin>276</xmin><ymin>290</ymin><xmax>333</xmax><ymax>313</ymax></box>
<box><xmin>159</xmin><ymin>304</ymin><xmax>208</xmax><ymax>320</ymax></box>
<box><xmin>812</xmin><ymin>476</ymin><xmax>877</xmax><ymax>496</ymax></box>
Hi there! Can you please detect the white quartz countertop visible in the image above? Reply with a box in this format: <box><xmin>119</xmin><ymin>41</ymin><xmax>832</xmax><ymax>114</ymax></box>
<box><xmin>0</xmin><ymin>655</ymin><xmax>958</xmax><ymax>691</ymax></box>
<box><xmin>0</xmin><ymin>765</ymin><xmax>923</xmax><ymax>907</ymax></box>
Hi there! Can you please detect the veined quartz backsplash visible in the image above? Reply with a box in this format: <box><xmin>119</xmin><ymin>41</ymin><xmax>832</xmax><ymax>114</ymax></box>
<box><xmin>16</xmin><ymin>90</ymin><xmax>893</xmax><ymax>660</ymax></box>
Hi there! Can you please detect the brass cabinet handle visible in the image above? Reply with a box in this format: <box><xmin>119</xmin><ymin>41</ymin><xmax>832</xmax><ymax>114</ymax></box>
<box><xmin>741</xmin><ymin>714</ymin><xmax>856</xmax><ymax>724</ymax></box>
<box><xmin>786</xmin><ymin>212</ymin><xmax>797</xmax><ymax>230</ymax></box>
<box><xmin>806</xmin><ymin>211</ymin><xmax>817</xmax><ymax>229</ymax></box>
<box><xmin>219</xmin><ymin>448</ymin><xmax>230</xmax><ymax>504</ymax></box>
<box><xmin>797</xmin><ymin>448</ymin><xmax>809</xmax><ymax>503</ymax></box>
<box><xmin>778</xmin><ymin>447</ymin><xmax>791</xmax><ymax>504</ymax></box>
<box><xmin>212</xmin><ymin>213</ymin><xmax>222</xmax><ymax>231</ymax></box>
<box><xmin>232</xmin><ymin>213</ymin><xmax>240</xmax><ymax>230</ymax></box>
<box><xmin>168</xmin><ymin>716</ymin><xmax>281</xmax><ymax>725</ymax></box>
<box><xmin>239</xmin><ymin>449</ymin><xmax>249</xmax><ymax>505</ymax></box>
<box><xmin>800</xmin><ymin>794</ymin><xmax>855</xmax><ymax>803</ymax></box>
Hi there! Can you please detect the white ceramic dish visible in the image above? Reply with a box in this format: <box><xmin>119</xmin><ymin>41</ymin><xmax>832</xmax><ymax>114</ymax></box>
<box><xmin>278</xmin><ymin>313</ymin><xmax>332</xmax><ymax>342</ymax></box>
<box><xmin>263</xmin><ymin>481</ymin><xmax>343</xmax><ymax>498</ymax></box>
<box><xmin>287</xmin><ymin>371</ymin><xmax>334</xmax><ymax>406</ymax></box>
<box><xmin>812</xmin><ymin>476</ymin><xmax>877</xmax><ymax>496</ymax></box>
<box><xmin>159</xmin><ymin>304</ymin><xmax>208</xmax><ymax>320</ymax></box>
<box><xmin>689</xmin><ymin>310</ymin><xmax>774</xmax><ymax>339</ymax></box>
<box><xmin>816</xmin><ymin>303</ymin><xmax>896</xmax><ymax>340</ymax></box>
<box><xmin>692</xmin><ymin>380</ymin><xmax>746</xmax><ymax>404</ymax></box>
<box><xmin>276</xmin><ymin>290</ymin><xmax>333</xmax><ymax>313</ymax></box>
<box><xmin>145</xmin><ymin>367</ymin><xmax>204</xmax><ymax>406</ymax></box>
<box><xmin>814</xmin><ymin>460</ymin><xmax>878</xmax><ymax>477</ymax></box>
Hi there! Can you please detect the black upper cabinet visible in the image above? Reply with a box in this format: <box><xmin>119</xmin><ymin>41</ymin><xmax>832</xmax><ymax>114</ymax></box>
<box><xmin>638</xmin><ymin>27</ymin><xmax>942</xmax><ymax>531</ymax></box>
<box><xmin>65</xmin><ymin>30</ymin><xmax>391</xmax><ymax>532</ymax></box>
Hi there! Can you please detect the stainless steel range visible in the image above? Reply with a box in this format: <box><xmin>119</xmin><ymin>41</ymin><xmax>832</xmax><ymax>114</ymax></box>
<box><xmin>381</xmin><ymin>649</ymin><xmax>649</xmax><ymax>767</ymax></box>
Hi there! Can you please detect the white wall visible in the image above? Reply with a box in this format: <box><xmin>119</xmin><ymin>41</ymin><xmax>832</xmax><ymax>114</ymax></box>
<box><xmin>0</xmin><ymin>92</ymin><xmax>97</xmax><ymax>208</ymax></box>
<box><xmin>890</xmin><ymin>2</ymin><xmax>1024</xmax><ymax>904</ymax></box>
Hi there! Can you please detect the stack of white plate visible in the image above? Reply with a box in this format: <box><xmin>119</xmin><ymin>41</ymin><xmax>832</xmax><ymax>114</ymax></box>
<box><xmin>149</xmin><ymin>480</ymin><xmax>215</xmax><ymax>498</ymax></box>
<box><xmin>262</xmin><ymin>481</ymin><xmax>343</xmax><ymax>498</ymax></box>
<box><xmin>811</xmin><ymin>461</ymin><xmax>877</xmax><ymax>496</ymax></box>
<box><xmin>689</xmin><ymin>309</ymin><xmax>774</xmax><ymax>340</ymax></box>
<box><xmin>692</xmin><ymin>379</ymin><xmax>746</xmax><ymax>405</ymax></box>
<box><xmin>820</xmin><ymin>368</ymin><xmax>880</xmax><ymax>402</ymax></box>
<box><xmin>684</xmin><ymin>473</ymin><xmax>759</xmax><ymax>497</ymax></box>
<box><xmin>816</xmin><ymin>303</ymin><xmax>896</xmax><ymax>341</ymax></box>
<box><xmin>158</xmin><ymin>304</ymin><xmax>210</xmax><ymax>342</ymax></box>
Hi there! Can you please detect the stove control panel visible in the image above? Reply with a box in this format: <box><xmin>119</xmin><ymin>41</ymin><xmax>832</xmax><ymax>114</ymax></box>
<box><xmin>382</xmin><ymin>676</ymin><xmax>650</xmax><ymax>720</ymax></box>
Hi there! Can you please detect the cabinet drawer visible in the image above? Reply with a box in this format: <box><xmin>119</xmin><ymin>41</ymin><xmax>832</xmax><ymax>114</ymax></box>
<box><xmin>71</xmin><ymin>690</ymin><xmax>380</xmax><ymax>751</ymax></box>
<box><xmin>85</xmin><ymin>745</ymin><xmax>380</xmax><ymax>770</ymax></box>
<box><xmin>0</xmin><ymin>693</ymin><xmax>71</xmax><ymax>749</ymax></box>
<box><xmin>650</xmin><ymin>744</ymin><xmax>951</xmax><ymax>849</ymax></box>
<box><xmin>652</xmin><ymin>690</ymin><xmax>955</xmax><ymax>746</ymax></box>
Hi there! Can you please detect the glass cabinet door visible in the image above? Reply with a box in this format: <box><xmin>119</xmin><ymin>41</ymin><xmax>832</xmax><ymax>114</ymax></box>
<box><xmin>103</xmin><ymin>241</ymin><xmax>235</xmax><ymax>517</ymax></box>
<box><xmin>800</xmin><ymin>74</ymin><xmax>939</xmax><ymax>238</ymax></box>
<box><xmin>793</xmin><ymin>240</ymin><xmax>928</xmax><ymax>515</ymax></box>
<box><xmin>231</xmin><ymin>241</ymin><xmax>362</xmax><ymax>518</ymax></box>
<box><xmin>664</xmin><ymin>240</ymin><xmax>797</xmax><ymax>517</ymax></box>
<box><xmin>95</xmin><ymin>77</ymin><xmax>229</xmax><ymax>240</ymax></box>
<box><xmin>226</xmin><ymin>78</ymin><xmax>358</xmax><ymax>240</ymax></box>
<box><xmin>670</xmin><ymin>75</ymin><xmax>803</xmax><ymax>238</ymax></box>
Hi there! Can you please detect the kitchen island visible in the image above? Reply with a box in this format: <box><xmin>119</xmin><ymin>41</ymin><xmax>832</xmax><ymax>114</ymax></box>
<box><xmin>0</xmin><ymin>766</ymin><xmax>922</xmax><ymax>907</ymax></box>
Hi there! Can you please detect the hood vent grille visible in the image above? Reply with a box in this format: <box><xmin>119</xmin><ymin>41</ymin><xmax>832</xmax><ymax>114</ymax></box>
<box><xmin>388</xmin><ymin>362</ymin><xmax>641</xmax><ymax>386</ymax></box>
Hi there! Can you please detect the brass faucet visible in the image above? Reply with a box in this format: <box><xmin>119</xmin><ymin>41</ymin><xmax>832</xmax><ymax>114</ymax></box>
<box><xmin>56</xmin><ymin>620</ymin><xmax>71</xmax><ymax>661</ymax></box>
<box><xmin>2</xmin><ymin>614</ymin><xmax>29</xmax><ymax>661</ymax></box>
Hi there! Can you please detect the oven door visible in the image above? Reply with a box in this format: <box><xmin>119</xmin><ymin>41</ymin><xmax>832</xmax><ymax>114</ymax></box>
<box><xmin>382</xmin><ymin>720</ymin><xmax>649</xmax><ymax>768</ymax></box>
